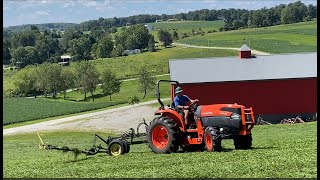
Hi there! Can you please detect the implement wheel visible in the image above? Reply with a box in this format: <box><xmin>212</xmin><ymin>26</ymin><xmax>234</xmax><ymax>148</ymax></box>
<box><xmin>147</xmin><ymin>117</ymin><xmax>180</xmax><ymax>154</ymax></box>
<box><xmin>108</xmin><ymin>139</ymin><xmax>126</xmax><ymax>156</ymax></box>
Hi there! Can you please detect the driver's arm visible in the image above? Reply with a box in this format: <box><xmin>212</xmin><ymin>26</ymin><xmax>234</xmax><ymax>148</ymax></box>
<box><xmin>190</xmin><ymin>99</ymin><xmax>199</xmax><ymax>104</ymax></box>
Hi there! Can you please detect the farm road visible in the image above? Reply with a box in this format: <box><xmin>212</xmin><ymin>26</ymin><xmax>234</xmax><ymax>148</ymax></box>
<box><xmin>3</xmin><ymin>98</ymin><xmax>170</xmax><ymax>136</ymax></box>
<box><xmin>172</xmin><ymin>43</ymin><xmax>271</xmax><ymax>56</ymax></box>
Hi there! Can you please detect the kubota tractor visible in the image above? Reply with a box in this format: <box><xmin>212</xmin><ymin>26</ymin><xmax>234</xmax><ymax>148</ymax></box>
<box><xmin>147</xmin><ymin>80</ymin><xmax>255</xmax><ymax>153</ymax></box>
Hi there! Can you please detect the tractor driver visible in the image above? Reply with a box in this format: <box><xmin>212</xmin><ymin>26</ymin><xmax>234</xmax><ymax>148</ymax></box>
<box><xmin>173</xmin><ymin>86</ymin><xmax>199</xmax><ymax>124</ymax></box>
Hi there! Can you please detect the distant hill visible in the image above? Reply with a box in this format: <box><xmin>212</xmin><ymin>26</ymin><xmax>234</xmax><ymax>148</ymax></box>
<box><xmin>3</xmin><ymin>23</ymin><xmax>79</xmax><ymax>32</ymax></box>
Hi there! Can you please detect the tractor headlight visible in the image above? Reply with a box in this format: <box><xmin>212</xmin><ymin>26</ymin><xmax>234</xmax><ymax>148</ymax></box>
<box><xmin>231</xmin><ymin>113</ymin><xmax>241</xmax><ymax>119</ymax></box>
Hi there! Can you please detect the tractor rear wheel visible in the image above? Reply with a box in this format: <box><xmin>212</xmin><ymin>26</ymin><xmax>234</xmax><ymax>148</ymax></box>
<box><xmin>147</xmin><ymin>117</ymin><xmax>180</xmax><ymax>154</ymax></box>
<box><xmin>233</xmin><ymin>134</ymin><xmax>252</xmax><ymax>150</ymax></box>
<box><xmin>204</xmin><ymin>127</ymin><xmax>222</xmax><ymax>152</ymax></box>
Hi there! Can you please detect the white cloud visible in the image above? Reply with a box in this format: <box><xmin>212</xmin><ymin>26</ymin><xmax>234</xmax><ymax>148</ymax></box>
<box><xmin>35</xmin><ymin>11</ymin><xmax>49</xmax><ymax>16</ymax></box>
<box><xmin>63</xmin><ymin>1</ymin><xmax>75</xmax><ymax>8</ymax></box>
<box><xmin>4</xmin><ymin>6</ymin><xmax>9</xmax><ymax>11</ymax></box>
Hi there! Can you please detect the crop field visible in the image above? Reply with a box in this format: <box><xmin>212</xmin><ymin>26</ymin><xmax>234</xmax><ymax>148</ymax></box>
<box><xmin>176</xmin><ymin>21</ymin><xmax>317</xmax><ymax>54</ymax></box>
<box><xmin>3</xmin><ymin>75</ymin><xmax>171</xmax><ymax>125</ymax></box>
<box><xmin>3</xmin><ymin>122</ymin><xmax>317</xmax><ymax>178</ymax></box>
<box><xmin>3</xmin><ymin>98</ymin><xmax>126</xmax><ymax>125</ymax></box>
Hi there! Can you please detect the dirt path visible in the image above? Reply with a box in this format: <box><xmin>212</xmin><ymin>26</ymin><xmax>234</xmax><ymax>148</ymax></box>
<box><xmin>172</xmin><ymin>42</ymin><xmax>271</xmax><ymax>56</ymax></box>
<box><xmin>3</xmin><ymin>98</ymin><xmax>170</xmax><ymax>136</ymax></box>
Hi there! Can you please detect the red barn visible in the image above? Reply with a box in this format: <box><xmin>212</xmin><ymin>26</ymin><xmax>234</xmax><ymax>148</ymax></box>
<box><xmin>169</xmin><ymin>52</ymin><xmax>317</xmax><ymax>123</ymax></box>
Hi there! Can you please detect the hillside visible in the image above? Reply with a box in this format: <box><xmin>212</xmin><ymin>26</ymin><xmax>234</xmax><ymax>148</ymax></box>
<box><xmin>176</xmin><ymin>21</ymin><xmax>317</xmax><ymax>54</ymax></box>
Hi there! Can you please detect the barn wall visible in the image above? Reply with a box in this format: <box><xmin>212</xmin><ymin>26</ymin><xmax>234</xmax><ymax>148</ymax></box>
<box><xmin>239</xmin><ymin>51</ymin><xmax>251</xmax><ymax>58</ymax></box>
<box><xmin>174</xmin><ymin>78</ymin><xmax>317</xmax><ymax>117</ymax></box>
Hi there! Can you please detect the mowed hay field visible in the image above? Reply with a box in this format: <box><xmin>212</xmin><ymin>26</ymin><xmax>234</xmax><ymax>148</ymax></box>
<box><xmin>176</xmin><ymin>21</ymin><xmax>317</xmax><ymax>53</ymax></box>
<box><xmin>3</xmin><ymin>122</ymin><xmax>317</xmax><ymax>178</ymax></box>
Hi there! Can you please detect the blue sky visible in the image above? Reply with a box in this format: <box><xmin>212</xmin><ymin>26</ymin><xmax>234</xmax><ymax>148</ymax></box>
<box><xmin>3</xmin><ymin>0</ymin><xmax>317</xmax><ymax>27</ymax></box>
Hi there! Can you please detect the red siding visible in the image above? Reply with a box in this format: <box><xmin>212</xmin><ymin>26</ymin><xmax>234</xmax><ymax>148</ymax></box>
<box><xmin>239</xmin><ymin>51</ymin><xmax>251</xmax><ymax>58</ymax></box>
<box><xmin>172</xmin><ymin>78</ymin><xmax>317</xmax><ymax>115</ymax></box>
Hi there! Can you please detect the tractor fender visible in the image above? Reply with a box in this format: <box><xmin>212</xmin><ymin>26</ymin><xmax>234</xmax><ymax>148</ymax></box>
<box><xmin>155</xmin><ymin>109</ymin><xmax>185</xmax><ymax>131</ymax></box>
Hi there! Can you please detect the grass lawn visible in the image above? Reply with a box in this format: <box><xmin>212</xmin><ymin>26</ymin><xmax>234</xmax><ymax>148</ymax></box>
<box><xmin>176</xmin><ymin>21</ymin><xmax>317</xmax><ymax>54</ymax></box>
<box><xmin>3</xmin><ymin>122</ymin><xmax>317</xmax><ymax>178</ymax></box>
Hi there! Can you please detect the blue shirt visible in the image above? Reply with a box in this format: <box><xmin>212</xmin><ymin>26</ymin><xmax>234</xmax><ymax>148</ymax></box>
<box><xmin>174</xmin><ymin>95</ymin><xmax>191</xmax><ymax>107</ymax></box>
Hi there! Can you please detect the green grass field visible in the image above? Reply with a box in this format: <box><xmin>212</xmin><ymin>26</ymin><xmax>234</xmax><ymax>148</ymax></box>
<box><xmin>80</xmin><ymin>46</ymin><xmax>237</xmax><ymax>80</ymax></box>
<box><xmin>148</xmin><ymin>20</ymin><xmax>224</xmax><ymax>32</ymax></box>
<box><xmin>148</xmin><ymin>20</ymin><xmax>224</xmax><ymax>41</ymax></box>
<box><xmin>176</xmin><ymin>21</ymin><xmax>317</xmax><ymax>53</ymax></box>
<box><xmin>3</xmin><ymin>122</ymin><xmax>317</xmax><ymax>178</ymax></box>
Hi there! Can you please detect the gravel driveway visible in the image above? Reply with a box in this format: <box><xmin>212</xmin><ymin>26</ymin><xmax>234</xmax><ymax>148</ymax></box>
<box><xmin>3</xmin><ymin>99</ymin><xmax>170</xmax><ymax>136</ymax></box>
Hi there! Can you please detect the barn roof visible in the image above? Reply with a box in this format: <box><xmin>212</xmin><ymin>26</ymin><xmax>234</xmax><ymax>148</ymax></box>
<box><xmin>239</xmin><ymin>44</ymin><xmax>251</xmax><ymax>51</ymax></box>
<box><xmin>61</xmin><ymin>55</ymin><xmax>71</xmax><ymax>59</ymax></box>
<box><xmin>169</xmin><ymin>52</ymin><xmax>317</xmax><ymax>84</ymax></box>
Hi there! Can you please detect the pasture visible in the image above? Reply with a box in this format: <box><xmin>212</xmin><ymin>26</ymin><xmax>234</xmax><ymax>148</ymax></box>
<box><xmin>82</xmin><ymin>46</ymin><xmax>237</xmax><ymax>80</ymax></box>
<box><xmin>176</xmin><ymin>21</ymin><xmax>317</xmax><ymax>54</ymax></box>
<box><xmin>3</xmin><ymin>122</ymin><xmax>317</xmax><ymax>178</ymax></box>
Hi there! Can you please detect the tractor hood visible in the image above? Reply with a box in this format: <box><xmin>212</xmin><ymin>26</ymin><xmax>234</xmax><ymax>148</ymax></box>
<box><xmin>195</xmin><ymin>104</ymin><xmax>244</xmax><ymax>118</ymax></box>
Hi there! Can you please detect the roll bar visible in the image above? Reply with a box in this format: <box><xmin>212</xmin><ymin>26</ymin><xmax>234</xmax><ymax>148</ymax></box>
<box><xmin>156</xmin><ymin>80</ymin><xmax>180</xmax><ymax>107</ymax></box>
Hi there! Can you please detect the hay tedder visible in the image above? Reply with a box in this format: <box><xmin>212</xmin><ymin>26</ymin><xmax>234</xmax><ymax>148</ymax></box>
<box><xmin>38</xmin><ymin>80</ymin><xmax>255</xmax><ymax>157</ymax></box>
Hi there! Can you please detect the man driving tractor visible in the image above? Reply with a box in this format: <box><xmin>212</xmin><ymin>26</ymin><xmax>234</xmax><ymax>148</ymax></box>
<box><xmin>173</xmin><ymin>86</ymin><xmax>199</xmax><ymax>125</ymax></box>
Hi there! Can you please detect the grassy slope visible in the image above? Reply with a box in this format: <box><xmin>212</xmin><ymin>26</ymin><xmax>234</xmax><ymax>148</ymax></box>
<box><xmin>3</xmin><ymin>122</ymin><xmax>317</xmax><ymax>178</ymax></box>
<box><xmin>147</xmin><ymin>20</ymin><xmax>224</xmax><ymax>41</ymax></box>
<box><xmin>176</xmin><ymin>21</ymin><xmax>317</xmax><ymax>53</ymax></box>
<box><xmin>79</xmin><ymin>46</ymin><xmax>237</xmax><ymax>79</ymax></box>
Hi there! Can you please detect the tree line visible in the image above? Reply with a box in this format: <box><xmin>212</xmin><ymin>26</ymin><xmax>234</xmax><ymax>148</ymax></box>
<box><xmin>77</xmin><ymin>1</ymin><xmax>316</xmax><ymax>31</ymax></box>
<box><xmin>3</xmin><ymin>24</ymin><xmax>165</xmax><ymax>68</ymax></box>
<box><xmin>3</xmin><ymin>1</ymin><xmax>316</xmax><ymax>68</ymax></box>
<box><xmin>7</xmin><ymin>61</ymin><xmax>156</xmax><ymax>102</ymax></box>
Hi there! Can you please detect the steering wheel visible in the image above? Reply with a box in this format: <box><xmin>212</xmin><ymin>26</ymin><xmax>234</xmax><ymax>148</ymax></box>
<box><xmin>186</xmin><ymin>100</ymin><xmax>199</xmax><ymax>110</ymax></box>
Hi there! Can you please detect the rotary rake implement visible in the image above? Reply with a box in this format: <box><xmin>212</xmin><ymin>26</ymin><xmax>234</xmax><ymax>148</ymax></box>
<box><xmin>37</xmin><ymin>119</ymin><xmax>149</xmax><ymax>157</ymax></box>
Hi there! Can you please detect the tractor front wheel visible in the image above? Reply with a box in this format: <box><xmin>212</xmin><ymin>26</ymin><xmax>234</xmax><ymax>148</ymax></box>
<box><xmin>147</xmin><ymin>117</ymin><xmax>180</xmax><ymax>154</ymax></box>
<box><xmin>204</xmin><ymin>127</ymin><xmax>221</xmax><ymax>152</ymax></box>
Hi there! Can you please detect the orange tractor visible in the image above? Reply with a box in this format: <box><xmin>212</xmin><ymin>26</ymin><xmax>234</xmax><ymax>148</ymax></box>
<box><xmin>147</xmin><ymin>80</ymin><xmax>255</xmax><ymax>153</ymax></box>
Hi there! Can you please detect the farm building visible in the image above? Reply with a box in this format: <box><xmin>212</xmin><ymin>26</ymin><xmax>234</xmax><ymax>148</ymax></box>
<box><xmin>59</xmin><ymin>55</ymin><xmax>71</xmax><ymax>66</ymax></box>
<box><xmin>169</xmin><ymin>48</ymin><xmax>317</xmax><ymax>123</ymax></box>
